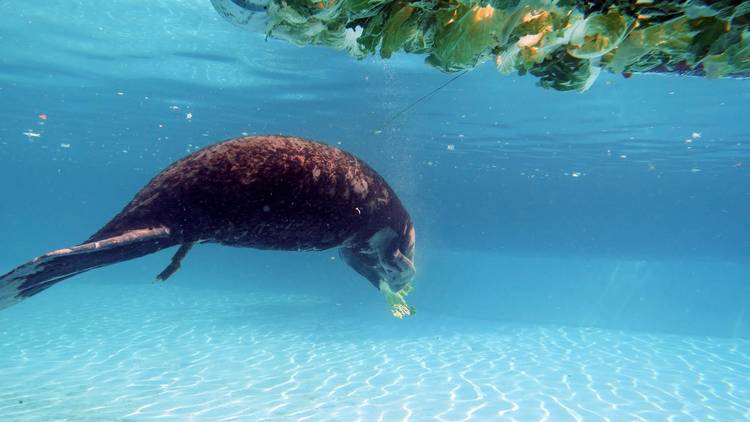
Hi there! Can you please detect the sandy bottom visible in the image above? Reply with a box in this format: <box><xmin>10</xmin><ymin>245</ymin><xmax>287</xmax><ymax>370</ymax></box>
<box><xmin>0</xmin><ymin>282</ymin><xmax>749</xmax><ymax>421</ymax></box>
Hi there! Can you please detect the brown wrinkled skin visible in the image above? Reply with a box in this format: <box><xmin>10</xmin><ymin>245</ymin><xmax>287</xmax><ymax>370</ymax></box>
<box><xmin>88</xmin><ymin>136</ymin><xmax>411</xmax><ymax>252</ymax></box>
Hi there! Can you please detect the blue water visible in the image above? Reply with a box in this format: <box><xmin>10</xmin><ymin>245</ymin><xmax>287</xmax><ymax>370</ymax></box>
<box><xmin>1</xmin><ymin>0</ymin><xmax>750</xmax><ymax>420</ymax></box>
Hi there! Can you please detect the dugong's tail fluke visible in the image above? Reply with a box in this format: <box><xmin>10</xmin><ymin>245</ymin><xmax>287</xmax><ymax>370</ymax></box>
<box><xmin>0</xmin><ymin>227</ymin><xmax>175</xmax><ymax>310</ymax></box>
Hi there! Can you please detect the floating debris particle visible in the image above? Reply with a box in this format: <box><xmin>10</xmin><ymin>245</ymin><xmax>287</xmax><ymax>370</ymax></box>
<box><xmin>169</xmin><ymin>105</ymin><xmax>179</xmax><ymax>110</ymax></box>
<box><xmin>186</xmin><ymin>112</ymin><xmax>193</xmax><ymax>120</ymax></box>
<box><xmin>23</xmin><ymin>131</ymin><xmax>41</xmax><ymax>140</ymax></box>
<box><xmin>116</xmin><ymin>92</ymin><xmax>124</xmax><ymax>96</ymax></box>
<box><xmin>690</xmin><ymin>168</ymin><xmax>702</xmax><ymax>173</ymax></box>
<box><xmin>38</xmin><ymin>113</ymin><xmax>47</xmax><ymax>121</ymax></box>
<box><xmin>692</xmin><ymin>132</ymin><xmax>701</xmax><ymax>139</ymax></box>
<box><xmin>447</xmin><ymin>144</ymin><xmax>455</xmax><ymax>151</ymax></box>
<box><xmin>60</xmin><ymin>143</ymin><xmax>71</xmax><ymax>148</ymax></box>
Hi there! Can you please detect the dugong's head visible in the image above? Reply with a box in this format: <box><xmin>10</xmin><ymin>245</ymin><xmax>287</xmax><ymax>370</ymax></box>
<box><xmin>340</xmin><ymin>221</ymin><xmax>416</xmax><ymax>295</ymax></box>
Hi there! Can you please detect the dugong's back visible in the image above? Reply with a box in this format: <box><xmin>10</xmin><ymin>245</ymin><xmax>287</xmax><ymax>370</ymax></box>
<box><xmin>90</xmin><ymin>135</ymin><xmax>406</xmax><ymax>250</ymax></box>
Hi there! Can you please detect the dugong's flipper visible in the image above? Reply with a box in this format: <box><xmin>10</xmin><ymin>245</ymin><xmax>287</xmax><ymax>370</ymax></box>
<box><xmin>0</xmin><ymin>227</ymin><xmax>174</xmax><ymax>310</ymax></box>
<box><xmin>155</xmin><ymin>242</ymin><xmax>195</xmax><ymax>282</ymax></box>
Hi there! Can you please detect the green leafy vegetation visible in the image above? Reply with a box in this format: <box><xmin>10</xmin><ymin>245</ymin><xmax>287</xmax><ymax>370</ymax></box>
<box><xmin>217</xmin><ymin>0</ymin><xmax>750</xmax><ymax>90</ymax></box>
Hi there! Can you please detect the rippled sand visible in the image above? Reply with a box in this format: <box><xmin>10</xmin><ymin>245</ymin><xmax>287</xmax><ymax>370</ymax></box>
<box><xmin>1</xmin><ymin>282</ymin><xmax>749</xmax><ymax>421</ymax></box>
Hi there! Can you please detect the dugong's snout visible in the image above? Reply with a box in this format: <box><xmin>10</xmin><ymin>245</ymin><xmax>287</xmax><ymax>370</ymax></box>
<box><xmin>339</xmin><ymin>223</ymin><xmax>416</xmax><ymax>293</ymax></box>
<box><xmin>382</xmin><ymin>247</ymin><xmax>415</xmax><ymax>292</ymax></box>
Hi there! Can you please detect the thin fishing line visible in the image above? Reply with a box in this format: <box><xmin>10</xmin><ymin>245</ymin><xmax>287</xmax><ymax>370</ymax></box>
<box><xmin>377</xmin><ymin>70</ymin><xmax>469</xmax><ymax>132</ymax></box>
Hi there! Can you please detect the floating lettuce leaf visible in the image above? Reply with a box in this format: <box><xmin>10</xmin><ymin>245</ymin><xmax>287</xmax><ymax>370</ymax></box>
<box><xmin>603</xmin><ymin>16</ymin><xmax>697</xmax><ymax>73</ymax></box>
<box><xmin>358</xmin><ymin>13</ymin><xmax>387</xmax><ymax>55</ymax></box>
<box><xmin>212</xmin><ymin>0</ymin><xmax>750</xmax><ymax>91</ymax></box>
<box><xmin>702</xmin><ymin>30</ymin><xmax>750</xmax><ymax>78</ymax></box>
<box><xmin>427</xmin><ymin>4</ymin><xmax>527</xmax><ymax>72</ymax></box>
<box><xmin>343</xmin><ymin>0</ymin><xmax>390</xmax><ymax>17</ymax></box>
<box><xmin>379</xmin><ymin>281</ymin><xmax>415</xmax><ymax>319</ymax></box>
<box><xmin>567</xmin><ymin>11</ymin><xmax>631</xmax><ymax>59</ymax></box>
<box><xmin>530</xmin><ymin>48</ymin><xmax>598</xmax><ymax>91</ymax></box>
<box><xmin>380</xmin><ymin>3</ymin><xmax>419</xmax><ymax>58</ymax></box>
